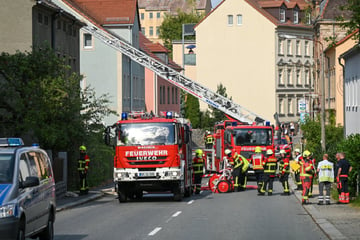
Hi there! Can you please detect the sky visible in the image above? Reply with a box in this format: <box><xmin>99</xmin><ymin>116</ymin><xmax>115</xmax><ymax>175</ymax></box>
<box><xmin>211</xmin><ymin>0</ymin><xmax>222</xmax><ymax>9</ymax></box>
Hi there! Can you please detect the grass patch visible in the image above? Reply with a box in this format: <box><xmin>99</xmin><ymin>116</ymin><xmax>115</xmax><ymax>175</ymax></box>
<box><xmin>350</xmin><ymin>196</ymin><xmax>360</xmax><ymax>207</ymax></box>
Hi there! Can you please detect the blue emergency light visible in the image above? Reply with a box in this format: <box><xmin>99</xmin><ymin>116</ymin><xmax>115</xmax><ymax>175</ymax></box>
<box><xmin>121</xmin><ymin>112</ymin><xmax>128</xmax><ymax>120</ymax></box>
<box><xmin>166</xmin><ymin>111</ymin><xmax>173</xmax><ymax>119</ymax></box>
<box><xmin>0</xmin><ymin>138</ymin><xmax>24</xmax><ymax>147</ymax></box>
<box><xmin>265</xmin><ymin>121</ymin><xmax>270</xmax><ymax>126</ymax></box>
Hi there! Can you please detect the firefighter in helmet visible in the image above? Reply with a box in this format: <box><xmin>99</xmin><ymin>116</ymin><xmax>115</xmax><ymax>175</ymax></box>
<box><xmin>250</xmin><ymin>146</ymin><xmax>265</xmax><ymax>192</ymax></box>
<box><xmin>259</xmin><ymin>149</ymin><xmax>277</xmax><ymax>196</ymax></box>
<box><xmin>279</xmin><ymin>149</ymin><xmax>291</xmax><ymax>195</ymax></box>
<box><xmin>78</xmin><ymin>145</ymin><xmax>90</xmax><ymax>194</ymax></box>
<box><xmin>193</xmin><ymin>149</ymin><xmax>205</xmax><ymax>194</ymax></box>
<box><xmin>300</xmin><ymin>150</ymin><xmax>315</xmax><ymax>204</ymax></box>
<box><xmin>226</xmin><ymin>149</ymin><xmax>248</xmax><ymax>192</ymax></box>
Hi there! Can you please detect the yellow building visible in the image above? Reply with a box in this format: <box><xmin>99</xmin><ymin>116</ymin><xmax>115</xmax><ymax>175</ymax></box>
<box><xmin>138</xmin><ymin>0</ymin><xmax>212</xmax><ymax>43</ymax></box>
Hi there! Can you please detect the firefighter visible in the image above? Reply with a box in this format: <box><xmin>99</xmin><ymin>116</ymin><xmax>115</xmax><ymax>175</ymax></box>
<box><xmin>78</xmin><ymin>145</ymin><xmax>90</xmax><ymax>195</ymax></box>
<box><xmin>293</xmin><ymin>148</ymin><xmax>303</xmax><ymax>190</ymax></box>
<box><xmin>204</xmin><ymin>131</ymin><xmax>214</xmax><ymax>149</ymax></box>
<box><xmin>259</xmin><ymin>149</ymin><xmax>277</xmax><ymax>196</ymax></box>
<box><xmin>308</xmin><ymin>152</ymin><xmax>316</xmax><ymax>198</ymax></box>
<box><xmin>299</xmin><ymin>150</ymin><xmax>314</xmax><ymax>205</ymax></box>
<box><xmin>193</xmin><ymin>149</ymin><xmax>205</xmax><ymax>194</ymax></box>
<box><xmin>278</xmin><ymin>149</ymin><xmax>290</xmax><ymax>195</ymax></box>
<box><xmin>250</xmin><ymin>146</ymin><xmax>265</xmax><ymax>193</ymax></box>
<box><xmin>226</xmin><ymin>149</ymin><xmax>243</xmax><ymax>192</ymax></box>
<box><xmin>336</xmin><ymin>152</ymin><xmax>352</xmax><ymax>204</ymax></box>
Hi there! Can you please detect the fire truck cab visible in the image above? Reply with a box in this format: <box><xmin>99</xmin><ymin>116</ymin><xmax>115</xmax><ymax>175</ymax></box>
<box><xmin>105</xmin><ymin>112</ymin><xmax>193</xmax><ymax>202</ymax></box>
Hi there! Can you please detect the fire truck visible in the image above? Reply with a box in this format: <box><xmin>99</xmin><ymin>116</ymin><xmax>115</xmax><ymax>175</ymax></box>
<box><xmin>105</xmin><ymin>112</ymin><xmax>193</xmax><ymax>202</ymax></box>
<box><xmin>205</xmin><ymin>120</ymin><xmax>275</xmax><ymax>175</ymax></box>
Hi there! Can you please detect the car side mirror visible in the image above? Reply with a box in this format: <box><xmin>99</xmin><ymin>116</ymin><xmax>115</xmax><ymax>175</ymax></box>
<box><xmin>20</xmin><ymin>176</ymin><xmax>40</xmax><ymax>189</ymax></box>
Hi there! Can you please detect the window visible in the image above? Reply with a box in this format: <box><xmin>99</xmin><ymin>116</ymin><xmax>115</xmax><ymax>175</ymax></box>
<box><xmin>288</xmin><ymin>98</ymin><xmax>293</xmax><ymax>114</ymax></box>
<box><xmin>296</xmin><ymin>69</ymin><xmax>301</xmax><ymax>85</ymax></box>
<box><xmin>44</xmin><ymin>15</ymin><xmax>49</xmax><ymax>25</ymax></box>
<box><xmin>280</xmin><ymin>9</ymin><xmax>285</xmax><ymax>22</ymax></box>
<box><xmin>305</xmin><ymin>41</ymin><xmax>310</xmax><ymax>56</ymax></box>
<box><xmin>149</xmin><ymin>12</ymin><xmax>153</xmax><ymax>19</ymax></box>
<box><xmin>306</xmin><ymin>12</ymin><xmax>311</xmax><ymax>24</ymax></box>
<box><xmin>84</xmin><ymin>33</ymin><xmax>92</xmax><ymax>48</ymax></box>
<box><xmin>157</xmin><ymin>12</ymin><xmax>161</xmax><ymax>18</ymax></box>
<box><xmin>278</xmin><ymin>39</ymin><xmax>284</xmax><ymax>55</ymax></box>
<box><xmin>159</xmin><ymin>86</ymin><xmax>163</xmax><ymax>104</ymax></box>
<box><xmin>172</xmin><ymin>87</ymin><xmax>175</xmax><ymax>104</ymax></box>
<box><xmin>141</xmin><ymin>27</ymin><xmax>145</xmax><ymax>34</ymax></box>
<box><xmin>237</xmin><ymin>14</ymin><xmax>242</xmax><ymax>25</ymax></box>
<box><xmin>175</xmin><ymin>88</ymin><xmax>178</xmax><ymax>104</ymax></box>
<box><xmin>278</xmin><ymin>68</ymin><xmax>284</xmax><ymax>85</ymax></box>
<box><xmin>279</xmin><ymin>98</ymin><xmax>284</xmax><ymax>114</ymax></box>
<box><xmin>141</xmin><ymin>13</ymin><xmax>144</xmax><ymax>20</ymax></box>
<box><xmin>156</xmin><ymin>27</ymin><xmax>160</xmax><ymax>36</ymax></box>
<box><xmin>167</xmin><ymin>86</ymin><xmax>170</xmax><ymax>104</ymax></box>
<box><xmin>287</xmin><ymin>40</ymin><xmax>292</xmax><ymax>55</ymax></box>
<box><xmin>294</xmin><ymin>10</ymin><xmax>299</xmax><ymax>24</ymax></box>
<box><xmin>305</xmin><ymin>69</ymin><xmax>310</xmax><ymax>85</ymax></box>
<box><xmin>57</xmin><ymin>20</ymin><xmax>61</xmax><ymax>29</ymax></box>
<box><xmin>84</xmin><ymin>33</ymin><xmax>93</xmax><ymax>48</ymax></box>
<box><xmin>287</xmin><ymin>69</ymin><xmax>292</xmax><ymax>85</ymax></box>
<box><xmin>296</xmin><ymin>40</ymin><xmax>300</xmax><ymax>55</ymax></box>
<box><xmin>19</xmin><ymin>153</ymin><xmax>30</xmax><ymax>181</ymax></box>
<box><xmin>149</xmin><ymin>27</ymin><xmax>153</xmax><ymax>36</ymax></box>
<box><xmin>38</xmin><ymin>13</ymin><xmax>43</xmax><ymax>24</ymax></box>
<box><xmin>227</xmin><ymin>15</ymin><xmax>233</xmax><ymax>25</ymax></box>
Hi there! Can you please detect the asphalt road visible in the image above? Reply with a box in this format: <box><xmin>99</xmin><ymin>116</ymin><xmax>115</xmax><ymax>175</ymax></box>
<box><xmin>53</xmin><ymin>180</ymin><xmax>328</xmax><ymax>240</ymax></box>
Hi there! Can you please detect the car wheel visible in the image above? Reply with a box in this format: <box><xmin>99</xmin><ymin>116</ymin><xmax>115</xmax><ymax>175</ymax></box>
<box><xmin>17</xmin><ymin>219</ymin><xmax>25</xmax><ymax>240</ymax></box>
<box><xmin>39</xmin><ymin>213</ymin><xmax>54</xmax><ymax>240</ymax></box>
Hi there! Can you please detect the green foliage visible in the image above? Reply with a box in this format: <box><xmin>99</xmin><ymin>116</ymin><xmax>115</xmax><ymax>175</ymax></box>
<box><xmin>337</xmin><ymin>134</ymin><xmax>360</xmax><ymax>197</ymax></box>
<box><xmin>0</xmin><ymin>46</ymin><xmax>116</xmax><ymax>189</ymax></box>
<box><xmin>338</xmin><ymin>0</ymin><xmax>360</xmax><ymax>43</ymax></box>
<box><xmin>211</xmin><ymin>83</ymin><xmax>230</xmax><ymax>124</ymax></box>
<box><xmin>184</xmin><ymin>93</ymin><xmax>201</xmax><ymax>128</ymax></box>
<box><xmin>159</xmin><ymin>10</ymin><xmax>204</xmax><ymax>51</ymax></box>
<box><xmin>300</xmin><ymin>115</ymin><xmax>344</xmax><ymax>163</ymax></box>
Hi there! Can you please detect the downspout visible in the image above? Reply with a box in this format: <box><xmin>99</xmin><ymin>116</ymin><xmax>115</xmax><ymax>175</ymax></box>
<box><xmin>325</xmin><ymin>55</ymin><xmax>330</xmax><ymax>110</ymax></box>
<box><xmin>338</xmin><ymin>56</ymin><xmax>345</xmax><ymax>138</ymax></box>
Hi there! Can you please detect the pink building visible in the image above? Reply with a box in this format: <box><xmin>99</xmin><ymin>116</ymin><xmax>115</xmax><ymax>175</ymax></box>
<box><xmin>139</xmin><ymin>32</ymin><xmax>182</xmax><ymax>115</ymax></box>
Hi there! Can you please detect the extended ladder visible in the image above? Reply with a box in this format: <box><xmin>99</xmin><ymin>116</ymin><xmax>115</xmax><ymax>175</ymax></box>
<box><xmin>56</xmin><ymin>0</ymin><xmax>266</xmax><ymax>124</ymax></box>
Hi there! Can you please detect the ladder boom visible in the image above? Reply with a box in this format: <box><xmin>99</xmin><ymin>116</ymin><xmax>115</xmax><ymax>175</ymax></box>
<box><xmin>56</xmin><ymin>0</ymin><xmax>266</xmax><ymax>124</ymax></box>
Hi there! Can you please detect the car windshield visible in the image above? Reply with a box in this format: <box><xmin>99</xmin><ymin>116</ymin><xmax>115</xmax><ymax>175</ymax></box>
<box><xmin>117</xmin><ymin>122</ymin><xmax>176</xmax><ymax>146</ymax></box>
<box><xmin>0</xmin><ymin>154</ymin><xmax>14</xmax><ymax>183</ymax></box>
<box><xmin>232</xmin><ymin>128</ymin><xmax>273</xmax><ymax>146</ymax></box>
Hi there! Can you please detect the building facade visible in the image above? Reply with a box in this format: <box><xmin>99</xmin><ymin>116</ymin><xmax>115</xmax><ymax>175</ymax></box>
<box><xmin>56</xmin><ymin>0</ymin><xmax>145</xmax><ymax>125</ymax></box>
<box><xmin>195</xmin><ymin>0</ymin><xmax>313</xmax><ymax>124</ymax></box>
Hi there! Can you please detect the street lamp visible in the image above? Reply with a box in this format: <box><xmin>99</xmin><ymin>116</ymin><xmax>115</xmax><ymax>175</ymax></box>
<box><xmin>279</xmin><ymin>34</ymin><xmax>326</xmax><ymax>151</ymax></box>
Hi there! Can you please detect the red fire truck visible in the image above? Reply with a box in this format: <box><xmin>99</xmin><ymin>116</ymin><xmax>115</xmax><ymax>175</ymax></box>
<box><xmin>105</xmin><ymin>112</ymin><xmax>193</xmax><ymax>202</ymax></box>
<box><xmin>206</xmin><ymin>120</ymin><xmax>275</xmax><ymax>174</ymax></box>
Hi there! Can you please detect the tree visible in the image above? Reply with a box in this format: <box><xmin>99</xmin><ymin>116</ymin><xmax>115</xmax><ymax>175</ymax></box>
<box><xmin>184</xmin><ymin>93</ymin><xmax>201</xmax><ymax>128</ymax></box>
<box><xmin>338</xmin><ymin>0</ymin><xmax>360</xmax><ymax>43</ymax></box>
<box><xmin>159</xmin><ymin>10</ymin><xmax>204</xmax><ymax>51</ymax></box>
<box><xmin>211</xmin><ymin>83</ymin><xmax>230</xmax><ymax>124</ymax></box>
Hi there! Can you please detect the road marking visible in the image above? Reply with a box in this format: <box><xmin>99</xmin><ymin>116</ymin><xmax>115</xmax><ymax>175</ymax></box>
<box><xmin>148</xmin><ymin>227</ymin><xmax>162</xmax><ymax>236</ymax></box>
<box><xmin>172</xmin><ymin>211</ymin><xmax>182</xmax><ymax>217</ymax></box>
<box><xmin>187</xmin><ymin>200</ymin><xmax>194</xmax><ymax>205</ymax></box>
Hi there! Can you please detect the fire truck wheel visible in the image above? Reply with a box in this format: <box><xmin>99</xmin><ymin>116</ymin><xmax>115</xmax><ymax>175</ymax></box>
<box><xmin>209</xmin><ymin>175</ymin><xmax>220</xmax><ymax>193</ymax></box>
<box><xmin>184</xmin><ymin>186</ymin><xmax>192</xmax><ymax>197</ymax></box>
<box><xmin>118</xmin><ymin>190</ymin><xmax>128</xmax><ymax>203</ymax></box>
<box><xmin>135</xmin><ymin>191</ymin><xmax>143</xmax><ymax>199</ymax></box>
<box><xmin>217</xmin><ymin>180</ymin><xmax>231</xmax><ymax>193</ymax></box>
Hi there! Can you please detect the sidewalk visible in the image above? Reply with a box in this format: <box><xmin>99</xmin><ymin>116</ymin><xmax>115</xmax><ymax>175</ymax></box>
<box><xmin>56</xmin><ymin>184</ymin><xmax>115</xmax><ymax>212</ymax></box>
<box><xmin>289</xmin><ymin>177</ymin><xmax>360</xmax><ymax>240</ymax></box>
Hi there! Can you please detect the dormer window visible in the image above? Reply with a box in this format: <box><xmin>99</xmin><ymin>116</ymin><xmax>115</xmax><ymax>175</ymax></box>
<box><xmin>294</xmin><ymin>10</ymin><xmax>299</xmax><ymax>24</ymax></box>
<box><xmin>280</xmin><ymin>8</ymin><xmax>286</xmax><ymax>22</ymax></box>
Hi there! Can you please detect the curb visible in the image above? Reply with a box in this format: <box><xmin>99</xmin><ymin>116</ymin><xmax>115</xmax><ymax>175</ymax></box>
<box><xmin>289</xmin><ymin>179</ymin><xmax>347</xmax><ymax>240</ymax></box>
<box><xmin>56</xmin><ymin>191</ymin><xmax>104</xmax><ymax>212</ymax></box>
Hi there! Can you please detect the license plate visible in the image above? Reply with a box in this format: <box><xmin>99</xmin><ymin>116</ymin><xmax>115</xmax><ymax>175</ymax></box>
<box><xmin>138</xmin><ymin>172</ymin><xmax>155</xmax><ymax>177</ymax></box>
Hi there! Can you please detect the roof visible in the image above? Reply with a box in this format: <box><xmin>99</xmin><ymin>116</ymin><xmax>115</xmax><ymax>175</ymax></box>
<box><xmin>138</xmin><ymin>0</ymin><xmax>209</xmax><ymax>11</ymax></box>
<box><xmin>68</xmin><ymin>0</ymin><xmax>138</xmax><ymax>25</ymax></box>
<box><xmin>139</xmin><ymin>32</ymin><xmax>181</xmax><ymax>71</ymax></box>
<box><xmin>196</xmin><ymin>0</ymin><xmax>311</xmax><ymax>28</ymax></box>
<box><xmin>319</xmin><ymin>0</ymin><xmax>352</xmax><ymax>20</ymax></box>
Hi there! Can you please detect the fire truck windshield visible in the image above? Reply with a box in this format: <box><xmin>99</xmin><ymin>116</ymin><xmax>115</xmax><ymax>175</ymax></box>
<box><xmin>232</xmin><ymin>128</ymin><xmax>273</xmax><ymax>146</ymax></box>
<box><xmin>117</xmin><ymin>123</ymin><xmax>176</xmax><ymax>146</ymax></box>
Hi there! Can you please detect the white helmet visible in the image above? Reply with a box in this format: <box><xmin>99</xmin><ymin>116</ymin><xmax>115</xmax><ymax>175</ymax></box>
<box><xmin>224</xmin><ymin>149</ymin><xmax>232</xmax><ymax>155</ymax></box>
